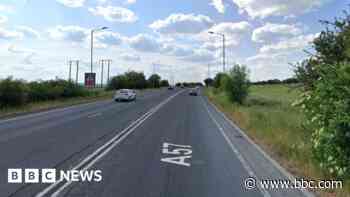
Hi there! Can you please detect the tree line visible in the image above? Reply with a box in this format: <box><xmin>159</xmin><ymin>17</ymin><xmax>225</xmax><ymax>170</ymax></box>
<box><xmin>106</xmin><ymin>71</ymin><xmax>169</xmax><ymax>90</ymax></box>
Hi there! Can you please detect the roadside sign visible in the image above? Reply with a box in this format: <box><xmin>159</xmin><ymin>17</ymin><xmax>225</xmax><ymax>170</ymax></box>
<box><xmin>85</xmin><ymin>73</ymin><xmax>96</xmax><ymax>88</ymax></box>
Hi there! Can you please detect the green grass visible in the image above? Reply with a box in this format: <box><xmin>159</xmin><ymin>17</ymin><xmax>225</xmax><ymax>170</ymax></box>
<box><xmin>0</xmin><ymin>90</ymin><xmax>114</xmax><ymax>119</ymax></box>
<box><xmin>205</xmin><ymin>84</ymin><xmax>349</xmax><ymax>196</ymax></box>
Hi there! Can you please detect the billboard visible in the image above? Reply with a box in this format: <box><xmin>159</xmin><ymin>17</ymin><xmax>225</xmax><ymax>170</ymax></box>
<box><xmin>84</xmin><ymin>73</ymin><xmax>96</xmax><ymax>88</ymax></box>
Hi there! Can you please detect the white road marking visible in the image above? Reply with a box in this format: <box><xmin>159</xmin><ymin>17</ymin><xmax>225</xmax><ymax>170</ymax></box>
<box><xmin>204</xmin><ymin>98</ymin><xmax>314</xmax><ymax>197</ymax></box>
<box><xmin>161</xmin><ymin>142</ymin><xmax>192</xmax><ymax>167</ymax></box>
<box><xmin>87</xmin><ymin>112</ymin><xmax>102</xmax><ymax>118</ymax></box>
<box><xmin>201</xmin><ymin>98</ymin><xmax>271</xmax><ymax>197</ymax></box>
<box><xmin>36</xmin><ymin>90</ymin><xmax>184</xmax><ymax>197</ymax></box>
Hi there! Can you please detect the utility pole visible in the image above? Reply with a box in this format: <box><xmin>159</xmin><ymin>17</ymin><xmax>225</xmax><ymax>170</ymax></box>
<box><xmin>76</xmin><ymin>60</ymin><xmax>79</xmax><ymax>85</ymax></box>
<box><xmin>68</xmin><ymin>60</ymin><xmax>72</xmax><ymax>81</ymax></box>
<box><xmin>106</xmin><ymin>59</ymin><xmax>112</xmax><ymax>84</ymax></box>
<box><xmin>223</xmin><ymin>34</ymin><xmax>226</xmax><ymax>72</ymax></box>
<box><xmin>100</xmin><ymin>60</ymin><xmax>104</xmax><ymax>88</ymax></box>
<box><xmin>90</xmin><ymin>26</ymin><xmax>108</xmax><ymax>88</ymax></box>
<box><xmin>208</xmin><ymin>31</ymin><xmax>226</xmax><ymax>73</ymax></box>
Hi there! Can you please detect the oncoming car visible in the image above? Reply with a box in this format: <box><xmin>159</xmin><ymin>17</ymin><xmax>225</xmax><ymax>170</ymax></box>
<box><xmin>114</xmin><ymin>89</ymin><xmax>136</xmax><ymax>102</ymax></box>
<box><xmin>189</xmin><ymin>88</ymin><xmax>199</xmax><ymax>96</ymax></box>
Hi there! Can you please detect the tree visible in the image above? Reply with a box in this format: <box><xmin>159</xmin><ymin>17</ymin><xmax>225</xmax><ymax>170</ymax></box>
<box><xmin>160</xmin><ymin>80</ymin><xmax>170</xmax><ymax>87</ymax></box>
<box><xmin>204</xmin><ymin>78</ymin><xmax>214</xmax><ymax>87</ymax></box>
<box><xmin>107</xmin><ymin>75</ymin><xmax>128</xmax><ymax>90</ymax></box>
<box><xmin>148</xmin><ymin>74</ymin><xmax>161</xmax><ymax>88</ymax></box>
<box><xmin>124</xmin><ymin>71</ymin><xmax>147</xmax><ymax>89</ymax></box>
<box><xmin>213</xmin><ymin>73</ymin><xmax>226</xmax><ymax>88</ymax></box>
<box><xmin>226</xmin><ymin>64</ymin><xmax>250</xmax><ymax>104</ymax></box>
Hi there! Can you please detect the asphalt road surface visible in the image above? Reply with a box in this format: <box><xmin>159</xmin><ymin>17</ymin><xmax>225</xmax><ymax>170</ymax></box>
<box><xmin>0</xmin><ymin>88</ymin><xmax>313</xmax><ymax>197</ymax></box>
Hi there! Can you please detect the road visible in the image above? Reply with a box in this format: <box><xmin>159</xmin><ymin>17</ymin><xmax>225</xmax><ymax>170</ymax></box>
<box><xmin>0</xmin><ymin>88</ymin><xmax>312</xmax><ymax>197</ymax></box>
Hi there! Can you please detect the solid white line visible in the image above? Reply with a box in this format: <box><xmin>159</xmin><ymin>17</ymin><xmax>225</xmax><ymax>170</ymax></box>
<box><xmin>36</xmin><ymin>90</ymin><xmax>183</xmax><ymax>197</ymax></box>
<box><xmin>204</xmin><ymin>98</ymin><xmax>314</xmax><ymax>197</ymax></box>
<box><xmin>201</xmin><ymin>98</ymin><xmax>271</xmax><ymax>197</ymax></box>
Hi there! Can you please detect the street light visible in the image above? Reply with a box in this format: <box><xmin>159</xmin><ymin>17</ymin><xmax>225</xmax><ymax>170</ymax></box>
<box><xmin>208</xmin><ymin>31</ymin><xmax>226</xmax><ymax>72</ymax></box>
<box><xmin>90</xmin><ymin>26</ymin><xmax>108</xmax><ymax>74</ymax></box>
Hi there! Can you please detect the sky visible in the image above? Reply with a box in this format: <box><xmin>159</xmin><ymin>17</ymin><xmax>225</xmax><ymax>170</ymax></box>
<box><xmin>0</xmin><ymin>0</ymin><xmax>347</xmax><ymax>83</ymax></box>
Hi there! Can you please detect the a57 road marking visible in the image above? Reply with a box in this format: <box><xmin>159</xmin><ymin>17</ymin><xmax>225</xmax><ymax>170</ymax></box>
<box><xmin>161</xmin><ymin>142</ymin><xmax>192</xmax><ymax>167</ymax></box>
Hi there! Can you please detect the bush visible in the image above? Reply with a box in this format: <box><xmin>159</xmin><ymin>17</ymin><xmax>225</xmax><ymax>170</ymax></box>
<box><xmin>225</xmin><ymin>64</ymin><xmax>250</xmax><ymax>104</ymax></box>
<box><xmin>295</xmin><ymin>62</ymin><xmax>350</xmax><ymax>178</ymax></box>
<box><xmin>0</xmin><ymin>77</ymin><xmax>28</xmax><ymax>107</ymax></box>
<box><xmin>295</xmin><ymin>11</ymin><xmax>350</xmax><ymax>178</ymax></box>
<box><xmin>28</xmin><ymin>80</ymin><xmax>88</xmax><ymax>102</ymax></box>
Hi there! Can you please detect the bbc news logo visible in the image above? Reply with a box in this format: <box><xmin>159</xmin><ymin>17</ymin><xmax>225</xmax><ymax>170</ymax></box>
<box><xmin>8</xmin><ymin>169</ymin><xmax>102</xmax><ymax>183</ymax></box>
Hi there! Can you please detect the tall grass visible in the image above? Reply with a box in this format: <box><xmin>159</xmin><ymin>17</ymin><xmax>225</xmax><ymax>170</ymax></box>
<box><xmin>205</xmin><ymin>84</ymin><xmax>349</xmax><ymax>196</ymax></box>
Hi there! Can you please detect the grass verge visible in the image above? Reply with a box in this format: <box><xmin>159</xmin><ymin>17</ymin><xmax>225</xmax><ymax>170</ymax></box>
<box><xmin>205</xmin><ymin>84</ymin><xmax>349</xmax><ymax>197</ymax></box>
<box><xmin>0</xmin><ymin>90</ymin><xmax>114</xmax><ymax>119</ymax></box>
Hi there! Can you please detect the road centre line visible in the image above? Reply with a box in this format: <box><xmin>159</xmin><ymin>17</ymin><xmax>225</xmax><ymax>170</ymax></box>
<box><xmin>36</xmin><ymin>90</ymin><xmax>184</xmax><ymax>197</ymax></box>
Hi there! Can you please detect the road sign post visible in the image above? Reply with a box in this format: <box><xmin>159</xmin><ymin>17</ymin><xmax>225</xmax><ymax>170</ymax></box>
<box><xmin>85</xmin><ymin>73</ymin><xmax>96</xmax><ymax>88</ymax></box>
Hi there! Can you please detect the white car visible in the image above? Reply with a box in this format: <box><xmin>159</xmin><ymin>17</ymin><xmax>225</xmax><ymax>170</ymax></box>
<box><xmin>114</xmin><ymin>89</ymin><xmax>136</xmax><ymax>102</ymax></box>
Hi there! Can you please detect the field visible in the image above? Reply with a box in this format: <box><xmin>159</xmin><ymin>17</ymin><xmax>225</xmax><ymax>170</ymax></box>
<box><xmin>205</xmin><ymin>84</ymin><xmax>349</xmax><ymax>196</ymax></box>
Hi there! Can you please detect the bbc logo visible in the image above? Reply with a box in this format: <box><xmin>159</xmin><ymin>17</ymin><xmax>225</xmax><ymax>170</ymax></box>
<box><xmin>8</xmin><ymin>169</ymin><xmax>56</xmax><ymax>183</ymax></box>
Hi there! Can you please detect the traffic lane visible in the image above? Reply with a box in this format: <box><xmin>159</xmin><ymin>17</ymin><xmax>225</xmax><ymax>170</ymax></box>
<box><xmin>62</xmin><ymin>91</ymin><xmax>262</xmax><ymax>197</ymax></box>
<box><xmin>0</xmin><ymin>88</ymin><xmax>172</xmax><ymax>142</ymax></box>
<box><xmin>0</xmin><ymin>88</ymin><xmax>167</xmax><ymax>133</ymax></box>
<box><xmin>0</xmin><ymin>89</ymin><xmax>178</xmax><ymax>197</ymax></box>
<box><xmin>202</xmin><ymin>97</ymin><xmax>311</xmax><ymax>197</ymax></box>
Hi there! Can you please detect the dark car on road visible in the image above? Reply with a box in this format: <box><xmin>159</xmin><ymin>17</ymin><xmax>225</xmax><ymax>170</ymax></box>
<box><xmin>189</xmin><ymin>88</ymin><xmax>198</xmax><ymax>96</ymax></box>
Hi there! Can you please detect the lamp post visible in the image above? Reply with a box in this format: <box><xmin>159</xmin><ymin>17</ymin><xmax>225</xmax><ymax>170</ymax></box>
<box><xmin>90</xmin><ymin>26</ymin><xmax>108</xmax><ymax>74</ymax></box>
<box><xmin>209</xmin><ymin>31</ymin><xmax>226</xmax><ymax>72</ymax></box>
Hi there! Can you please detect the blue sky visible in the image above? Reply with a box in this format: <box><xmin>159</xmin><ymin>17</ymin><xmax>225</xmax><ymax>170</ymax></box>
<box><xmin>0</xmin><ymin>0</ymin><xmax>348</xmax><ymax>83</ymax></box>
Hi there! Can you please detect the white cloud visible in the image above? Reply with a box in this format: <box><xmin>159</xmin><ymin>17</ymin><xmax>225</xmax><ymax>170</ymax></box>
<box><xmin>252</xmin><ymin>23</ymin><xmax>303</xmax><ymax>43</ymax></box>
<box><xmin>259</xmin><ymin>33</ymin><xmax>318</xmax><ymax>53</ymax></box>
<box><xmin>211</xmin><ymin>0</ymin><xmax>225</xmax><ymax>14</ymax></box>
<box><xmin>8</xmin><ymin>44</ymin><xmax>36</xmax><ymax>65</ymax></box>
<box><xmin>245</xmin><ymin>33</ymin><xmax>319</xmax><ymax>81</ymax></box>
<box><xmin>0</xmin><ymin>4</ymin><xmax>14</xmax><ymax>13</ymax></box>
<box><xmin>8</xmin><ymin>44</ymin><xmax>34</xmax><ymax>54</ymax></box>
<box><xmin>16</xmin><ymin>26</ymin><xmax>40</xmax><ymax>39</ymax></box>
<box><xmin>95</xmin><ymin>31</ymin><xmax>123</xmax><ymax>48</ymax></box>
<box><xmin>48</xmin><ymin>25</ymin><xmax>88</xmax><ymax>43</ymax></box>
<box><xmin>167</xmin><ymin>45</ymin><xmax>193</xmax><ymax>57</ymax></box>
<box><xmin>0</xmin><ymin>15</ymin><xmax>8</xmax><ymax>24</ymax></box>
<box><xmin>0</xmin><ymin>28</ymin><xmax>23</xmax><ymax>40</ymax></box>
<box><xmin>124</xmin><ymin>0</ymin><xmax>136</xmax><ymax>5</ymax></box>
<box><xmin>120</xmin><ymin>54</ymin><xmax>141</xmax><ymax>61</ymax></box>
<box><xmin>56</xmin><ymin>0</ymin><xmax>85</xmax><ymax>8</ymax></box>
<box><xmin>181</xmin><ymin>49</ymin><xmax>215</xmax><ymax>63</ymax></box>
<box><xmin>89</xmin><ymin>6</ymin><xmax>138</xmax><ymax>23</ymax></box>
<box><xmin>232</xmin><ymin>0</ymin><xmax>332</xmax><ymax>18</ymax></box>
<box><xmin>197</xmin><ymin>21</ymin><xmax>252</xmax><ymax>49</ymax></box>
<box><xmin>127</xmin><ymin>34</ymin><xmax>163</xmax><ymax>52</ymax></box>
<box><xmin>150</xmin><ymin>13</ymin><xmax>214</xmax><ymax>35</ymax></box>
